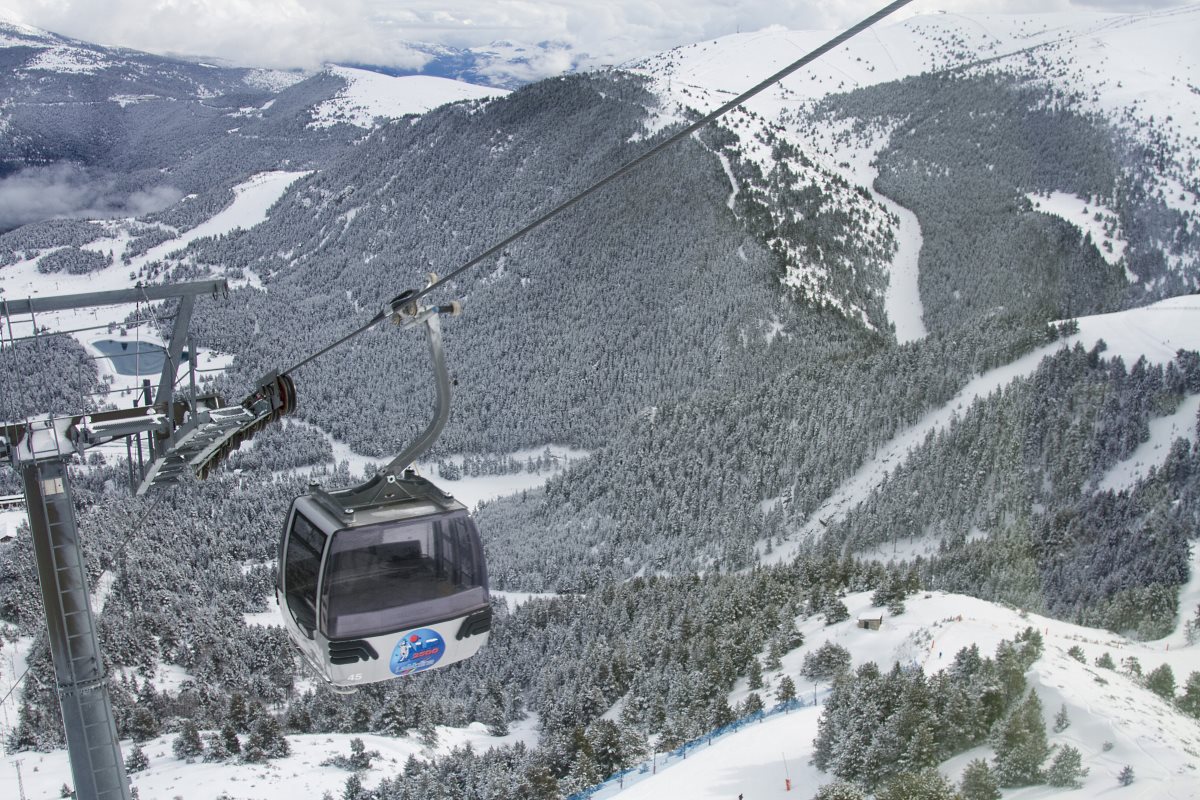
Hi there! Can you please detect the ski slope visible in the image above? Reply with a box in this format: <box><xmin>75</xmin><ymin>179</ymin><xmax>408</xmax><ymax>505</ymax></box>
<box><xmin>601</xmin><ymin>590</ymin><xmax>1200</xmax><ymax>800</ymax></box>
<box><xmin>762</xmin><ymin>294</ymin><xmax>1200</xmax><ymax>565</ymax></box>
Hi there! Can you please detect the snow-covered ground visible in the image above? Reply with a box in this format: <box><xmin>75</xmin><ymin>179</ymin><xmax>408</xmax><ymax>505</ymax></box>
<box><xmin>1097</xmin><ymin>392</ymin><xmax>1200</xmax><ymax>493</ymax></box>
<box><xmin>293</xmin><ymin>418</ymin><xmax>589</xmax><ymax>511</ymax></box>
<box><xmin>601</xmin><ymin>590</ymin><xmax>1200</xmax><ymax>800</ymax></box>
<box><xmin>1</xmin><ymin>715</ymin><xmax>540</xmax><ymax>800</ymax></box>
<box><xmin>763</xmin><ymin>294</ymin><xmax>1200</xmax><ymax>565</ymax></box>
<box><xmin>635</xmin><ymin>6</ymin><xmax>1200</xmax><ymax>336</ymax></box>
<box><xmin>310</xmin><ymin>66</ymin><xmax>508</xmax><ymax>128</ymax></box>
<box><xmin>0</xmin><ymin>170</ymin><xmax>307</xmax><ymax>360</ymax></box>
<box><xmin>0</xmin><ymin>508</ymin><xmax>23</xmax><ymax>539</ymax></box>
<box><xmin>1027</xmin><ymin>192</ymin><xmax>1128</xmax><ymax>272</ymax></box>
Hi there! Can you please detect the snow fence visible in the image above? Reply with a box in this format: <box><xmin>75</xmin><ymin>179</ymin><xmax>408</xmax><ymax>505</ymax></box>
<box><xmin>566</xmin><ymin>698</ymin><xmax>807</xmax><ymax>800</ymax></box>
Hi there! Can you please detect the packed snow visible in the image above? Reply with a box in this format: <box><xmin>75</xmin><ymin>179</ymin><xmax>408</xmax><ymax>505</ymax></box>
<box><xmin>1027</xmin><ymin>191</ymin><xmax>1129</xmax><ymax>274</ymax></box>
<box><xmin>1</xmin><ymin>717</ymin><xmax>540</xmax><ymax>800</ymax></box>
<box><xmin>764</xmin><ymin>294</ymin><xmax>1200</xmax><ymax>565</ymax></box>
<box><xmin>600</xmin><ymin>590</ymin><xmax>1200</xmax><ymax>800</ymax></box>
<box><xmin>310</xmin><ymin>66</ymin><xmax>508</xmax><ymax>128</ymax></box>
<box><xmin>1096</xmin><ymin>393</ymin><xmax>1200</xmax><ymax>494</ymax></box>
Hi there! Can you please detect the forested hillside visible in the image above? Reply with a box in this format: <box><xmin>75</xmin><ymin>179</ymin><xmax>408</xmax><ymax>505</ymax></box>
<box><xmin>2</xmin><ymin>10</ymin><xmax>1199</xmax><ymax>800</ymax></box>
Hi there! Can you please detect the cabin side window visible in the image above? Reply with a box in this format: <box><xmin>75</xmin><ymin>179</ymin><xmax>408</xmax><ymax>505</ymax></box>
<box><xmin>283</xmin><ymin>512</ymin><xmax>326</xmax><ymax>637</ymax></box>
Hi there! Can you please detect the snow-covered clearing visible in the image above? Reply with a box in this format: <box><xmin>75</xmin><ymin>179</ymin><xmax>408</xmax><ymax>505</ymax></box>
<box><xmin>1</xmin><ymin>169</ymin><xmax>304</xmax><ymax>427</ymax></box>
<box><xmin>763</xmin><ymin>294</ymin><xmax>1200</xmax><ymax>565</ymax></box>
<box><xmin>1027</xmin><ymin>191</ymin><xmax>1129</xmax><ymax>274</ymax></box>
<box><xmin>876</xmin><ymin>191</ymin><xmax>927</xmax><ymax>344</ymax></box>
<box><xmin>602</xmin><ymin>590</ymin><xmax>1200</xmax><ymax>800</ymax></box>
<box><xmin>420</xmin><ymin>446</ymin><xmax>590</xmax><ymax>510</ymax></box>
<box><xmin>310</xmin><ymin>66</ymin><xmax>508</xmax><ymax>128</ymax></box>
<box><xmin>0</xmin><ymin>634</ymin><xmax>33</xmax><ymax>741</ymax></box>
<box><xmin>491</xmin><ymin>590</ymin><xmax>561</xmax><ymax>609</ymax></box>
<box><xmin>138</xmin><ymin>171</ymin><xmax>310</xmax><ymax>266</ymax></box>
<box><xmin>1</xmin><ymin>716</ymin><xmax>541</xmax><ymax>800</ymax></box>
<box><xmin>817</xmin><ymin>123</ymin><xmax>928</xmax><ymax>344</ymax></box>
<box><xmin>0</xmin><ymin>170</ymin><xmax>307</xmax><ymax>343</ymax></box>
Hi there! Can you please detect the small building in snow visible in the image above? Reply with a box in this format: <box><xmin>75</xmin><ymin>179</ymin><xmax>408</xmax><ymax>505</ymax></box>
<box><xmin>857</xmin><ymin>616</ymin><xmax>883</xmax><ymax>630</ymax></box>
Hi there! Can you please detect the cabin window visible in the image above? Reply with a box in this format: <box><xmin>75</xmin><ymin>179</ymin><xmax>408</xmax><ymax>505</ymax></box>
<box><xmin>321</xmin><ymin>512</ymin><xmax>488</xmax><ymax>639</ymax></box>
<box><xmin>283</xmin><ymin>512</ymin><xmax>326</xmax><ymax>636</ymax></box>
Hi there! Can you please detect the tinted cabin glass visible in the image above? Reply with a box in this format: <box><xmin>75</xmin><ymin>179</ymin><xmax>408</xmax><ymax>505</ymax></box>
<box><xmin>322</xmin><ymin>512</ymin><xmax>488</xmax><ymax>639</ymax></box>
<box><xmin>283</xmin><ymin>512</ymin><xmax>326</xmax><ymax>635</ymax></box>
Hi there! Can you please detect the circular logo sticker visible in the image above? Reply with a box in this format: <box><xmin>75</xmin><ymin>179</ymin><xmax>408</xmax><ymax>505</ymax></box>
<box><xmin>389</xmin><ymin>628</ymin><xmax>445</xmax><ymax>676</ymax></box>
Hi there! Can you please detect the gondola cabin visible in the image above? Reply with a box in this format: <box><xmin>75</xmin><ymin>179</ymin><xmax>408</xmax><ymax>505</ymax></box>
<box><xmin>277</xmin><ymin>474</ymin><xmax>491</xmax><ymax>692</ymax></box>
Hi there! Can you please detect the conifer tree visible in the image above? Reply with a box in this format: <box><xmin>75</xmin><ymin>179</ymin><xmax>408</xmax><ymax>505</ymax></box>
<box><xmin>172</xmin><ymin>718</ymin><xmax>204</xmax><ymax>762</ymax></box>
<box><xmin>992</xmin><ymin>690</ymin><xmax>1050</xmax><ymax>787</ymax></box>
<box><xmin>124</xmin><ymin>743</ymin><xmax>149</xmax><ymax>773</ymax></box>
<box><xmin>875</xmin><ymin>770</ymin><xmax>959</xmax><ymax>800</ymax></box>
<box><xmin>740</xmin><ymin>692</ymin><xmax>765</xmax><ymax>716</ymax></box>
<box><xmin>221</xmin><ymin>721</ymin><xmax>241</xmax><ymax>756</ymax></box>
<box><xmin>1053</xmin><ymin>703</ymin><xmax>1070</xmax><ymax>732</ymax></box>
<box><xmin>824</xmin><ymin>597</ymin><xmax>850</xmax><ymax>625</ymax></box>
<box><xmin>812</xmin><ymin>780</ymin><xmax>867</xmax><ymax>800</ymax></box>
<box><xmin>748</xmin><ymin>659</ymin><xmax>764</xmax><ymax>689</ymax></box>
<box><xmin>1046</xmin><ymin>744</ymin><xmax>1088</xmax><ymax>788</ymax></box>
<box><xmin>1145</xmin><ymin>663</ymin><xmax>1175</xmax><ymax>700</ymax></box>
<box><xmin>1178</xmin><ymin>672</ymin><xmax>1200</xmax><ymax>718</ymax></box>
<box><xmin>959</xmin><ymin>758</ymin><xmax>1000</xmax><ymax>800</ymax></box>
<box><xmin>244</xmin><ymin>715</ymin><xmax>290</xmax><ymax>762</ymax></box>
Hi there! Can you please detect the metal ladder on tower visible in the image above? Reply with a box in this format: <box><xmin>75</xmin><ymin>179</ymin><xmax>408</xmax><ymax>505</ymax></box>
<box><xmin>22</xmin><ymin>417</ymin><xmax>130</xmax><ymax>800</ymax></box>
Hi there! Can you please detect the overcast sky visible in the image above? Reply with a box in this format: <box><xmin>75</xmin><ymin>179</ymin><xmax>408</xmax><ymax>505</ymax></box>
<box><xmin>0</xmin><ymin>1</ymin><xmax>1187</xmax><ymax>74</ymax></box>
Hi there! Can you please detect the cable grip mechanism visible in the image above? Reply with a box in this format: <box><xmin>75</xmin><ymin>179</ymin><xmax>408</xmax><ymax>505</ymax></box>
<box><xmin>388</xmin><ymin>274</ymin><xmax>462</xmax><ymax>330</ymax></box>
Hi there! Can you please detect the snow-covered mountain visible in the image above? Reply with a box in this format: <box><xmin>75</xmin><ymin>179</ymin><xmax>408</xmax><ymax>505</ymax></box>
<box><xmin>632</xmin><ymin>5</ymin><xmax>1200</xmax><ymax>336</ymax></box>
<box><xmin>2</xmin><ymin>7</ymin><xmax>1200</xmax><ymax>800</ymax></box>
<box><xmin>309</xmin><ymin>66</ymin><xmax>508</xmax><ymax>129</ymax></box>
<box><xmin>0</xmin><ymin>19</ymin><xmax>512</xmax><ymax>232</ymax></box>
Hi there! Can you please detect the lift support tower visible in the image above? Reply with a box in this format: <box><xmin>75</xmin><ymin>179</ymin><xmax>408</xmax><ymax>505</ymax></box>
<box><xmin>1</xmin><ymin>281</ymin><xmax>294</xmax><ymax>800</ymax></box>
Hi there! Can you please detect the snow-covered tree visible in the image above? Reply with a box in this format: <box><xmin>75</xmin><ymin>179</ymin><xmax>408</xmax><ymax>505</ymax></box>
<box><xmin>1145</xmin><ymin>663</ymin><xmax>1175</xmax><ymax>700</ymax></box>
<box><xmin>1046</xmin><ymin>744</ymin><xmax>1088</xmax><ymax>788</ymax></box>
<box><xmin>172</xmin><ymin>719</ymin><xmax>203</xmax><ymax>762</ymax></box>
<box><xmin>1053</xmin><ymin>703</ymin><xmax>1071</xmax><ymax>732</ymax></box>
<box><xmin>124</xmin><ymin>743</ymin><xmax>149</xmax><ymax>773</ymax></box>
<box><xmin>992</xmin><ymin>690</ymin><xmax>1050</xmax><ymax>787</ymax></box>
<box><xmin>959</xmin><ymin>758</ymin><xmax>1000</xmax><ymax>800</ymax></box>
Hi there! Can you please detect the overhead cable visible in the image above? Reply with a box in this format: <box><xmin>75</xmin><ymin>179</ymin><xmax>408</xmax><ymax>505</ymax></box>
<box><xmin>280</xmin><ymin>0</ymin><xmax>916</xmax><ymax>377</ymax></box>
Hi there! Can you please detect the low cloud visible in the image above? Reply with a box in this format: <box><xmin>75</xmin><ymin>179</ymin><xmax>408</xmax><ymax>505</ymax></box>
<box><xmin>0</xmin><ymin>1</ymin><xmax>1187</xmax><ymax>73</ymax></box>
<box><xmin>0</xmin><ymin>164</ymin><xmax>182</xmax><ymax>232</ymax></box>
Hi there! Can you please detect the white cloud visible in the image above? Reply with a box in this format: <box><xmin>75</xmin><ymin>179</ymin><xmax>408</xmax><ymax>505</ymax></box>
<box><xmin>0</xmin><ymin>165</ymin><xmax>181</xmax><ymax>231</ymax></box>
<box><xmin>0</xmin><ymin>1</ymin><xmax>1187</xmax><ymax>72</ymax></box>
